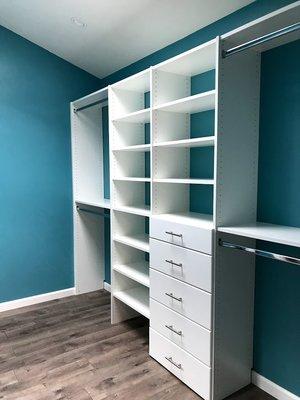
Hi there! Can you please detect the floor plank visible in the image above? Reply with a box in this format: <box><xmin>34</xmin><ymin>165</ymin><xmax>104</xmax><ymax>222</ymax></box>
<box><xmin>0</xmin><ymin>290</ymin><xmax>275</xmax><ymax>400</ymax></box>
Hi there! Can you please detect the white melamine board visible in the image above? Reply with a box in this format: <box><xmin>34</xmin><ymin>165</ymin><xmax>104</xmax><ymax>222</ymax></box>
<box><xmin>74</xmin><ymin>211</ymin><xmax>104</xmax><ymax>294</ymax></box>
<box><xmin>113</xmin><ymin>108</ymin><xmax>150</xmax><ymax>123</ymax></box>
<box><xmin>114</xmin><ymin>261</ymin><xmax>149</xmax><ymax>287</ymax></box>
<box><xmin>114</xmin><ymin>205</ymin><xmax>150</xmax><ymax>217</ymax></box>
<box><xmin>113</xmin><ymin>180</ymin><xmax>149</xmax><ymax>211</ymax></box>
<box><xmin>152</xmin><ymin>212</ymin><xmax>214</xmax><ymax>229</ymax></box>
<box><xmin>113</xmin><ymin>144</ymin><xmax>151</xmax><ymax>152</ymax></box>
<box><xmin>150</xmin><ymin>299</ymin><xmax>211</xmax><ymax>366</ymax></box>
<box><xmin>152</xmin><ymin>69</ymin><xmax>190</xmax><ymax>107</ymax></box>
<box><xmin>150</xmin><ymin>269</ymin><xmax>211</xmax><ymax>329</ymax></box>
<box><xmin>153</xmin><ymin>178</ymin><xmax>214</xmax><ymax>185</ymax></box>
<box><xmin>72</xmin><ymin>87</ymin><xmax>108</xmax><ymax>110</ymax></box>
<box><xmin>152</xmin><ymin>110</ymin><xmax>189</xmax><ymax>144</ymax></box>
<box><xmin>76</xmin><ymin>199</ymin><xmax>111</xmax><ymax>209</ymax></box>
<box><xmin>112</xmin><ymin>150</ymin><xmax>146</xmax><ymax>178</ymax></box>
<box><xmin>215</xmin><ymin>48</ymin><xmax>260</xmax><ymax>227</ymax></box>
<box><xmin>153</xmin><ymin>147</ymin><xmax>189</xmax><ymax>180</ymax></box>
<box><xmin>114</xmin><ymin>286</ymin><xmax>150</xmax><ymax>319</ymax></box>
<box><xmin>154</xmin><ymin>39</ymin><xmax>216</xmax><ymax>76</ymax></box>
<box><xmin>71</xmin><ymin>104</ymin><xmax>104</xmax><ymax>203</ymax></box>
<box><xmin>155</xmin><ymin>90</ymin><xmax>215</xmax><ymax>114</ymax></box>
<box><xmin>152</xmin><ymin>182</ymin><xmax>189</xmax><ymax>215</ymax></box>
<box><xmin>150</xmin><ymin>238</ymin><xmax>212</xmax><ymax>293</ymax></box>
<box><xmin>113</xmin><ymin>234</ymin><xmax>150</xmax><ymax>253</ymax></box>
<box><xmin>154</xmin><ymin>136</ymin><xmax>215</xmax><ymax>148</ymax></box>
<box><xmin>218</xmin><ymin>223</ymin><xmax>300</xmax><ymax>248</ymax></box>
<box><xmin>111</xmin><ymin>122</ymin><xmax>146</xmax><ymax>148</ymax></box>
<box><xmin>150</xmin><ymin>329</ymin><xmax>211</xmax><ymax>400</ymax></box>
<box><xmin>213</xmin><ymin>232</ymin><xmax>255</xmax><ymax>400</ymax></box>
<box><xmin>222</xmin><ymin>2</ymin><xmax>300</xmax><ymax>53</ymax></box>
<box><xmin>112</xmin><ymin>69</ymin><xmax>150</xmax><ymax>92</ymax></box>
<box><xmin>113</xmin><ymin>177</ymin><xmax>151</xmax><ymax>182</ymax></box>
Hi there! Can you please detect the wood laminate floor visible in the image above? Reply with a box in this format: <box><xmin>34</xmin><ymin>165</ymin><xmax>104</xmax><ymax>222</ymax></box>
<box><xmin>0</xmin><ymin>290</ymin><xmax>275</xmax><ymax>400</ymax></box>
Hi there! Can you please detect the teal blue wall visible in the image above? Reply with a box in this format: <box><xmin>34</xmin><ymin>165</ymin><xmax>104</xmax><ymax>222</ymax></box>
<box><xmin>254</xmin><ymin>40</ymin><xmax>300</xmax><ymax>396</ymax></box>
<box><xmin>0</xmin><ymin>26</ymin><xmax>101</xmax><ymax>302</ymax></box>
<box><xmin>100</xmin><ymin>0</ymin><xmax>299</xmax><ymax>395</ymax></box>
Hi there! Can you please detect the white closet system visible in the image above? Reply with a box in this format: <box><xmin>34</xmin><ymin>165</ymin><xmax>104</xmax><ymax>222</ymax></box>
<box><xmin>71</xmin><ymin>3</ymin><xmax>300</xmax><ymax>399</ymax></box>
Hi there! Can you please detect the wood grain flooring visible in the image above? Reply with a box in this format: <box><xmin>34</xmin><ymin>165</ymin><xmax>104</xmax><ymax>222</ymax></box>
<box><xmin>0</xmin><ymin>290</ymin><xmax>275</xmax><ymax>400</ymax></box>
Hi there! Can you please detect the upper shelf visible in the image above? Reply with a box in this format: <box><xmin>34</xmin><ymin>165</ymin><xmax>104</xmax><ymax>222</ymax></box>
<box><xmin>113</xmin><ymin>144</ymin><xmax>151</xmax><ymax>152</ymax></box>
<box><xmin>153</xmin><ymin>178</ymin><xmax>214</xmax><ymax>185</ymax></box>
<box><xmin>153</xmin><ymin>136</ymin><xmax>215</xmax><ymax>149</ymax></box>
<box><xmin>154</xmin><ymin>39</ymin><xmax>216</xmax><ymax>76</ymax></box>
<box><xmin>154</xmin><ymin>90</ymin><xmax>215</xmax><ymax>114</ymax></box>
<box><xmin>113</xmin><ymin>108</ymin><xmax>150</xmax><ymax>124</ymax></box>
<box><xmin>218</xmin><ymin>222</ymin><xmax>300</xmax><ymax>248</ymax></box>
<box><xmin>111</xmin><ymin>69</ymin><xmax>150</xmax><ymax>92</ymax></box>
<box><xmin>72</xmin><ymin>87</ymin><xmax>108</xmax><ymax>111</ymax></box>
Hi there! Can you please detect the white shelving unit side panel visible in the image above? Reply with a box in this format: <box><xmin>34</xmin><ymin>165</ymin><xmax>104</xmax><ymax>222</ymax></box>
<box><xmin>215</xmin><ymin>46</ymin><xmax>261</xmax><ymax>227</ymax></box>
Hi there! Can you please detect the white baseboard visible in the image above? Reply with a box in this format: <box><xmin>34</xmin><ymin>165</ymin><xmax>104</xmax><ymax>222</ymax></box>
<box><xmin>0</xmin><ymin>288</ymin><xmax>75</xmax><ymax>313</ymax></box>
<box><xmin>104</xmin><ymin>282</ymin><xmax>111</xmax><ymax>292</ymax></box>
<box><xmin>252</xmin><ymin>371</ymin><xmax>298</xmax><ymax>400</ymax></box>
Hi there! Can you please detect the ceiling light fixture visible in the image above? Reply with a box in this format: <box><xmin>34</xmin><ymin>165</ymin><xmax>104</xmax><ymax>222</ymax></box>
<box><xmin>71</xmin><ymin>17</ymin><xmax>87</xmax><ymax>28</ymax></box>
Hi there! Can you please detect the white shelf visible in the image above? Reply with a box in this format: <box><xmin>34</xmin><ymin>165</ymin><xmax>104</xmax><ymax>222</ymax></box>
<box><xmin>75</xmin><ymin>199</ymin><xmax>111</xmax><ymax>209</ymax></box>
<box><xmin>113</xmin><ymin>177</ymin><xmax>151</xmax><ymax>183</ymax></box>
<box><xmin>113</xmin><ymin>233</ymin><xmax>150</xmax><ymax>252</ymax></box>
<box><xmin>154</xmin><ymin>91</ymin><xmax>215</xmax><ymax>114</ymax></box>
<box><xmin>218</xmin><ymin>223</ymin><xmax>300</xmax><ymax>248</ymax></box>
<box><xmin>154</xmin><ymin>39</ymin><xmax>216</xmax><ymax>76</ymax></box>
<box><xmin>114</xmin><ymin>204</ymin><xmax>151</xmax><ymax>217</ymax></box>
<box><xmin>153</xmin><ymin>212</ymin><xmax>214</xmax><ymax>229</ymax></box>
<box><xmin>112</xmin><ymin>69</ymin><xmax>150</xmax><ymax>92</ymax></box>
<box><xmin>154</xmin><ymin>136</ymin><xmax>215</xmax><ymax>149</ymax></box>
<box><xmin>114</xmin><ymin>286</ymin><xmax>150</xmax><ymax>319</ymax></box>
<box><xmin>153</xmin><ymin>178</ymin><xmax>214</xmax><ymax>185</ymax></box>
<box><xmin>113</xmin><ymin>108</ymin><xmax>150</xmax><ymax>124</ymax></box>
<box><xmin>112</xmin><ymin>144</ymin><xmax>151</xmax><ymax>152</ymax></box>
<box><xmin>114</xmin><ymin>261</ymin><xmax>149</xmax><ymax>287</ymax></box>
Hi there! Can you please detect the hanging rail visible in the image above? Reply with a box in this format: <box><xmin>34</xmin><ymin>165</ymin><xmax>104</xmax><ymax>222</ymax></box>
<box><xmin>223</xmin><ymin>22</ymin><xmax>300</xmax><ymax>58</ymax></box>
<box><xmin>76</xmin><ymin>206</ymin><xmax>110</xmax><ymax>218</ymax></box>
<box><xmin>73</xmin><ymin>98</ymin><xmax>108</xmax><ymax>113</ymax></box>
<box><xmin>219</xmin><ymin>239</ymin><xmax>300</xmax><ymax>266</ymax></box>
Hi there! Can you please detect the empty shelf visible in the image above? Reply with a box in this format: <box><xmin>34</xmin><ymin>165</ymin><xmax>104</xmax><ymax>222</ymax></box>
<box><xmin>154</xmin><ymin>91</ymin><xmax>215</xmax><ymax>114</ymax></box>
<box><xmin>218</xmin><ymin>223</ymin><xmax>300</xmax><ymax>248</ymax></box>
<box><xmin>114</xmin><ymin>205</ymin><xmax>151</xmax><ymax>217</ymax></box>
<box><xmin>112</xmin><ymin>144</ymin><xmax>151</xmax><ymax>152</ymax></box>
<box><xmin>154</xmin><ymin>136</ymin><xmax>215</xmax><ymax>148</ymax></box>
<box><xmin>113</xmin><ymin>108</ymin><xmax>150</xmax><ymax>123</ymax></box>
<box><xmin>153</xmin><ymin>212</ymin><xmax>214</xmax><ymax>229</ymax></box>
<box><xmin>112</xmin><ymin>69</ymin><xmax>150</xmax><ymax>92</ymax></box>
<box><xmin>113</xmin><ymin>233</ymin><xmax>150</xmax><ymax>252</ymax></box>
<box><xmin>75</xmin><ymin>199</ymin><xmax>111</xmax><ymax>209</ymax></box>
<box><xmin>114</xmin><ymin>286</ymin><xmax>150</xmax><ymax>319</ymax></box>
<box><xmin>153</xmin><ymin>178</ymin><xmax>214</xmax><ymax>185</ymax></box>
<box><xmin>113</xmin><ymin>177</ymin><xmax>151</xmax><ymax>183</ymax></box>
<box><xmin>114</xmin><ymin>261</ymin><xmax>149</xmax><ymax>287</ymax></box>
<box><xmin>154</xmin><ymin>40</ymin><xmax>216</xmax><ymax>76</ymax></box>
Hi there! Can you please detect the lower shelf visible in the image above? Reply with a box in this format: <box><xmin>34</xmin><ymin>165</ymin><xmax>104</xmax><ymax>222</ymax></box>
<box><xmin>114</xmin><ymin>261</ymin><xmax>150</xmax><ymax>287</ymax></box>
<box><xmin>75</xmin><ymin>198</ymin><xmax>111</xmax><ymax>209</ymax></box>
<box><xmin>113</xmin><ymin>204</ymin><xmax>150</xmax><ymax>217</ymax></box>
<box><xmin>114</xmin><ymin>286</ymin><xmax>150</xmax><ymax>319</ymax></box>
<box><xmin>113</xmin><ymin>234</ymin><xmax>150</xmax><ymax>252</ymax></box>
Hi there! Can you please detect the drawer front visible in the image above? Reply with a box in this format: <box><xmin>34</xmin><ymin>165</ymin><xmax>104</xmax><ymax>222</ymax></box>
<box><xmin>150</xmin><ymin>299</ymin><xmax>211</xmax><ymax>366</ymax></box>
<box><xmin>150</xmin><ymin>238</ymin><xmax>212</xmax><ymax>292</ymax></box>
<box><xmin>150</xmin><ymin>269</ymin><xmax>211</xmax><ymax>329</ymax></box>
<box><xmin>150</xmin><ymin>217</ymin><xmax>212</xmax><ymax>254</ymax></box>
<box><xmin>150</xmin><ymin>328</ymin><xmax>211</xmax><ymax>400</ymax></box>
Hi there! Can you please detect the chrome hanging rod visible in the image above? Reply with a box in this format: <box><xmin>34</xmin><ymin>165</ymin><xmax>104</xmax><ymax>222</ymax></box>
<box><xmin>76</xmin><ymin>206</ymin><xmax>110</xmax><ymax>218</ymax></box>
<box><xmin>223</xmin><ymin>22</ymin><xmax>300</xmax><ymax>58</ymax></box>
<box><xmin>219</xmin><ymin>239</ymin><xmax>300</xmax><ymax>266</ymax></box>
<box><xmin>73</xmin><ymin>98</ymin><xmax>108</xmax><ymax>113</ymax></box>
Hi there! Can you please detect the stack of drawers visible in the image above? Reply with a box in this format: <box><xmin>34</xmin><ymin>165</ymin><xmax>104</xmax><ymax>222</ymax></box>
<box><xmin>149</xmin><ymin>216</ymin><xmax>213</xmax><ymax>399</ymax></box>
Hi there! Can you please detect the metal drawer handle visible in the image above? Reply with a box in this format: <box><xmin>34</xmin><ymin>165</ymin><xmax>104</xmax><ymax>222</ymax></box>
<box><xmin>165</xmin><ymin>259</ymin><xmax>183</xmax><ymax>268</ymax></box>
<box><xmin>165</xmin><ymin>356</ymin><xmax>182</xmax><ymax>370</ymax></box>
<box><xmin>165</xmin><ymin>292</ymin><xmax>183</xmax><ymax>302</ymax></box>
<box><xmin>165</xmin><ymin>231</ymin><xmax>183</xmax><ymax>238</ymax></box>
<box><xmin>165</xmin><ymin>325</ymin><xmax>183</xmax><ymax>336</ymax></box>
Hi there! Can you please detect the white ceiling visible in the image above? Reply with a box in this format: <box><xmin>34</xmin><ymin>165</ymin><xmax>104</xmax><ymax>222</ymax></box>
<box><xmin>0</xmin><ymin>0</ymin><xmax>254</xmax><ymax>78</ymax></box>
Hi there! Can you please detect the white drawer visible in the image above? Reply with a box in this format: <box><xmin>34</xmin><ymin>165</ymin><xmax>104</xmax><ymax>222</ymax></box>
<box><xmin>150</xmin><ymin>269</ymin><xmax>211</xmax><ymax>329</ymax></box>
<box><xmin>150</xmin><ymin>299</ymin><xmax>211</xmax><ymax>366</ymax></box>
<box><xmin>150</xmin><ymin>238</ymin><xmax>212</xmax><ymax>292</ymax></box>
<box><xmin>150</xmin><ymin>328</ymin><xmax>211</xmax><ymax>400</ymax></box>
<box><xmin>150</xmin><ymin>216</ymin><xmax>212</xmax><ymax>254</ymax></box>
